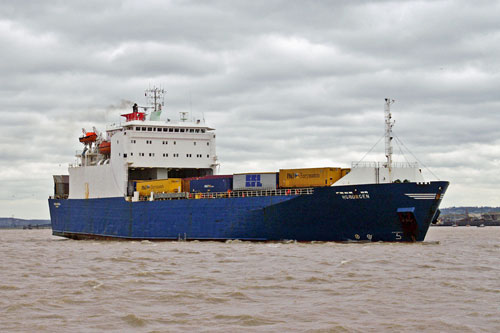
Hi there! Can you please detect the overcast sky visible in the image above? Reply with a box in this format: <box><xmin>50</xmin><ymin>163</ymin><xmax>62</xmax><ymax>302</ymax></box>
<box><xmin>1</xmin><ymin>0</ymin><xmax>500</xmax><ymax>219</ymax></box>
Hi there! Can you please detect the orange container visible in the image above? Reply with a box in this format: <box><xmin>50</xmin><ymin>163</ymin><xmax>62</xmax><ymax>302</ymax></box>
<box><xmin>135</xmin><ymin>178</ymin><xmax>182</xmax><ymax>196</ymax></box>
<box><xmin>279</xmin><ymin>167</ymin><xmax>342</xmax><ymax>188</ymax></box>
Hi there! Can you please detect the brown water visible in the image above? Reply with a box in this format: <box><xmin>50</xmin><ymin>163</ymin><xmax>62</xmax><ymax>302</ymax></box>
<box><xmin>1</xmin><ymin>228</ymin><xmax>499</xmax><ymax>332</ymax></box>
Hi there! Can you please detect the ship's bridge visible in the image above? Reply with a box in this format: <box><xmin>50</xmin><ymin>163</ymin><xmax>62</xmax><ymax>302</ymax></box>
<box><xmin>106</xmin><ymin>119</ymin><xmax>215</xmax><ymax>132</ymax></box>
<box><xmin>108</xmin><ymin>117</ymin><xmax>218</xmax><ymax>179</ymax></box>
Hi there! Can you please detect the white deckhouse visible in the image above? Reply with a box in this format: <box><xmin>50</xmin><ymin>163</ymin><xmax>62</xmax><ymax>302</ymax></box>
<box><xmin>69</xmin><ymin>88</ymin><xmax>218</xmax><ymax>199</ymax></box>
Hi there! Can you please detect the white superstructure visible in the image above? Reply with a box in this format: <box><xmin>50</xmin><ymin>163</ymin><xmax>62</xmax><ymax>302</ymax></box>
<box><xmin>69</xmin><ymin>88</ymin><xmax>218</xmax><ymax>199</ymax></box>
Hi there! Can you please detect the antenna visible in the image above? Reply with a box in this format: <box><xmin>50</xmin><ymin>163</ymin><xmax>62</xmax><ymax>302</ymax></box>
<box><xmin>145</xmin><ymin>86</ymin><xmax>165</xmax><ymax>112</ymax></box>
<box><xmin>384</xmin><ymin>98</ymin><xmax>395</xmax><ymax>182</ymax></box>
<box><xmin>180</xmin><ymin>112</ymin><xmax>188</xmax><ymax>122</ymax></box>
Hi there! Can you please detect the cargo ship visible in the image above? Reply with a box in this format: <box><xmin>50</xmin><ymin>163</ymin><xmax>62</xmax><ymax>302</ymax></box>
<box><xmin>49</xmin><ymin>90</ymin><xmax>448</xmax><ymax>242</ymax></box>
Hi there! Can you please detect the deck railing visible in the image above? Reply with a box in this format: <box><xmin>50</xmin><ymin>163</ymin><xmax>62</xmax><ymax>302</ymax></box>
<box><xmin>152</xmin><ymin>187</ymin><xmax>315</xmax><ymax>201</ymax></box>
<box><xmin>352</xmin><ymin>161</ymin><xmax>419</xmax><ymax>168</ymax></box>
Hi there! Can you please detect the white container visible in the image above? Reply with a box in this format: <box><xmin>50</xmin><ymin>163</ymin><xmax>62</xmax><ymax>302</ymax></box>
<box><xmin>233</xmin><ymin>173</ymin><xmax>278</xmax><ymax>191</ymax></box>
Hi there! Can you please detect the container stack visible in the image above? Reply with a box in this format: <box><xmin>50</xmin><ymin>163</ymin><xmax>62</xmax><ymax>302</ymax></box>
<box><xmin>135</xmin><ymin>167</ymin><xmax>348</xmax><ymax>198</ymax></box>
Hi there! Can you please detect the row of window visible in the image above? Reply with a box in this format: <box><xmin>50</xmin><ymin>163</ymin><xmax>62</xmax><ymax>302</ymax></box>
<box><xmin>120</xmin><ymin>153</ymin><xmax>209</xmax><ymax>158</ymax></box>
<box><xmin>126</xmin><ymin>126</ymin><xmax>207</xmax><ymax>133</ymax></box>
<box><xmin>132</xmin><ymin>139</ymin><xmax>210</xmax><ymax>146</ymax></box>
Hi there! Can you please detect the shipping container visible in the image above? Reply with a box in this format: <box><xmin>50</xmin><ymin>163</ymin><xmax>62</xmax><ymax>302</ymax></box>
<box><xmin>279</xmin><ymin>167</ymin><xmax>342</xmax><ymax>188</ymax></box>
<box><xmin>182</xmin><ymin>178</ymin><xmax>192</xmax><ymax>193</ymax></box>
<box><xmin>183</xmin><ymin>175</ymin><xmax>233</xmax><ymax>193</ymax></box>
<box><xmin>233</xmin><ymin>172</ymin><xmax>278</xmax><ymax>191</ymax></box>
<box><xmin>190</xmin><ymin>176</ymin><xmax>233</xmax><ymax>193</ymax></box>
<box><xmin>135</xmin><ymin>178</ymin><xmax>182</xmax><ymax>197</ymax></box>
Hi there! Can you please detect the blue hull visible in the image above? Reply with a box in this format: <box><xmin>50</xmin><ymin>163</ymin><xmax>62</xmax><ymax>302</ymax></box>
<box><xmin>49</xmin><ymin>181</ymin><xmax>448</xmax><ymax>242</ymax></box>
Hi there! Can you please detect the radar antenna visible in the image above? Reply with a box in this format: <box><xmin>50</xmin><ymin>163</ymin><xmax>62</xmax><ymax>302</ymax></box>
<box><xmin>180</xmin><ymin>112</ymin><xmax>188</xmax><ymax>122</ymax></box>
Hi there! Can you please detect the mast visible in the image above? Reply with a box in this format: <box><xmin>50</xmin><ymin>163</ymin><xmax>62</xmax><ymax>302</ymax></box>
<box><xmin>384</xmin><ymin>98</ymin><xmax>395</xmax><ymax>182</ymax></box>
<box><xmin>145</xmin><ymin>86</ymin><xmax>165</xmax><ymax>121</ymax></box>
<box><xmin>145</xmin><ymin>86</ymin><xmax>165</xmax><ymax>112</ymax></box>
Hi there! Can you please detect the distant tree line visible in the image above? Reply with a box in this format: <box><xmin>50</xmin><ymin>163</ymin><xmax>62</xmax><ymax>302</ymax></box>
<box><xmin>440</xmin><ymin>207</ymin><xmax>500</xmax><ymax>215</ymax></box>
<box><xmin>0</xmin><ymin>218</ymin><xmax>51</xmax><ymax>229</ymax></box>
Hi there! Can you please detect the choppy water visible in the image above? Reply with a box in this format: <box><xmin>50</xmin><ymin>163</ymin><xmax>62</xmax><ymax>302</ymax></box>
<box><xmin>1</xmin><ymin>227</ymin><xmax>499</xmax><ymax>332</ymax></box>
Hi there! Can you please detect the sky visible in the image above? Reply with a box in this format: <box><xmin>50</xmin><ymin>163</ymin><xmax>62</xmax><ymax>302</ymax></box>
<box><xmin>1</xmin><ymin>0</ymin><xmax>500</xmax><ymax>219</ymax></box>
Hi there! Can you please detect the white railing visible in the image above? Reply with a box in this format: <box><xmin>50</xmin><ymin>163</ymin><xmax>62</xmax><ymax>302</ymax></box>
<box><xmin>151</xmin><ymin>187</ymin><xmax>315</xmax><ymax>201</ymax></box>
<box><xmin>352</xmin><ymin>161</ymin><xmax>419</xmax><ymax>168</ymax></box>
<box><xmin>352</xmin><ymin>161</ymin><xmax>379</xmax><ymax>168</ymax></box>
<box><xmin>393</xmin><ymin>162</ymin><xmax>419</xmax><ymax>168</ymax></box>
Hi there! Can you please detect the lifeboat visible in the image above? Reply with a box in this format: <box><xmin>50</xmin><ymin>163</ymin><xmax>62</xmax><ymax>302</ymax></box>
<box><xmin>79</xmin><ymin>132</ymin><xmax>97</xmax><ymax>144</ymax></box>
<box><xmin>98</xmin><ymin>141</ymin><xmax>111</xmax><ymax>155</ymax></box>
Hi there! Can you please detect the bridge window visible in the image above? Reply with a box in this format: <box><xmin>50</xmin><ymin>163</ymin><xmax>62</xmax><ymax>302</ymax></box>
<box><xmin>136</xmin><ymin>127</ymin><xmax>140</xmax><ymax>131</ymax></box>
<box><xmin>142</xmin><ymin>127</ymin><xmax>146</xmax><ymax>131</ymax></box>
<box><xmin>147</xmin><ymin>127</ymin><xmax>152</xmax><ymax>131</ymax></box>
<box><xmin>201</xmin><ymin>129</ymin><xmax>205</xmax><ymax>133</ymax></box>
<box><xmin>180</xmin><ymin>129</ymin><xmax>185</xmax><ymax>133</ymax></box>
<box><xmin>195</xmin><ymin>129</ymin><xmax>200</xmax><ymax>133</ymax></box>
<box><xmin>174</xmin><ymin>128</ymin><xmax>179</xmax><ymax>132</ymax></box>
<box><xmin>169</xmin><ymin>128</ymin><xmax>173</xmax><ymax>132</ymax></box>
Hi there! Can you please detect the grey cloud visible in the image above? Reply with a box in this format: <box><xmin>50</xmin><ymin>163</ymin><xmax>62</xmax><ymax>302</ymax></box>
<box><xmin>1</xmin><ymin>0</ymin><xmax>500</xmax><ymax>218</ymax></box>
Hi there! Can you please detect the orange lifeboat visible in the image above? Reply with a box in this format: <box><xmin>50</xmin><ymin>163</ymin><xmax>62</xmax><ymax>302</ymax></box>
<box><xmin>79</xmin><ymin>132</ymin><xmax>97</xmax><ymax>144</ymax></box>
<box><xmin>98</xmin><ymin>141</ymin><xmax>111</xmax><ymax>155</ymax></box>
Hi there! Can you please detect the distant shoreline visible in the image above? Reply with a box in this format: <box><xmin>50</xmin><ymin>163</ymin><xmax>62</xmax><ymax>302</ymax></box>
<box><xmin>0</xmin><ymin>225</ymin><xmax>52</xmax><ymax>230</ymax></box>
<box><xmin>0</xmin><ymin>218</ymin><xmax>51</xmax><ymax>229</ymax></box>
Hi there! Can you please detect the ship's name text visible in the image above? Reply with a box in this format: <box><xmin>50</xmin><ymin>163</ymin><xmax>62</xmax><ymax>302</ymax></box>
<box><xmin>336</xmin><ymin>191</ymin><xmax>370</xmax><ymax>200</ymax></box>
